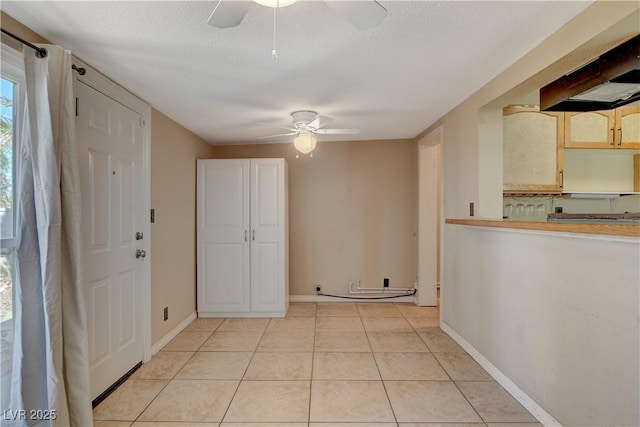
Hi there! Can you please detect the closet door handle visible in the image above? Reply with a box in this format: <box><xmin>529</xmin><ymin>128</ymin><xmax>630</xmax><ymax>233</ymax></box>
<box><xmin>252</xmin><ymin>230</ymin><xmax>255</xmax><ymax>241</ymax></box>
<box><xmin>244</xmin><ymin>230</ymin><xmax>248</xmax><ymax>242</ymax></box>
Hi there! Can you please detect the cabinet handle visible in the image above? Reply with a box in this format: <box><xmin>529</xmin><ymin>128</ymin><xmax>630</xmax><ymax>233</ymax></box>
<box><xmin>610</xmin><ymin>127</ymin><xmax>615</xmax><ymax>146</ymax></box>
<box><xmin>618</xmin><ymin>127</ymin><xmax>622</xmax><ymax>146</ymax></box>
<box><xmin>559</xmin><ymin>169</ymin><xmax>563</xmax><ymax>189</ymax></box>
<box><xmin>252</xmin><ymin>230</ymin><xmax>255</xmax><ymax>241</ymax></box>
<box><xmin>244</xmin><ymin>230</ymin><xmax>248</xmax><ymax>242</ymax></box>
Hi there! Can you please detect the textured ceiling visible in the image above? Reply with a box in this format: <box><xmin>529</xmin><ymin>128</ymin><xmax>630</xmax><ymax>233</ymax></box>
<box><xmin>2</xmin><ymin>1</ymin><xmax>591</xmax><ymax>145</ymax></box>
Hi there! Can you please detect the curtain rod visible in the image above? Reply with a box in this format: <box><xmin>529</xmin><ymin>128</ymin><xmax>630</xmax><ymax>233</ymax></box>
<box><xmin>1</xmin><ymin>27</ymin><xmax>86</xmax><ymax>75</ymax></box>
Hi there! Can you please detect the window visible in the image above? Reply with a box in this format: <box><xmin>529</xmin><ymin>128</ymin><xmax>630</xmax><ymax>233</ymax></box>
<box><xmin>0</xmin><ymin>42</ymin><xmax>24</xmax><ymax>411</ymax></box>
<box><xmin>0</xmin><ymin>77</ymin><xmax>15</xmax><ymax>241</ymax></box>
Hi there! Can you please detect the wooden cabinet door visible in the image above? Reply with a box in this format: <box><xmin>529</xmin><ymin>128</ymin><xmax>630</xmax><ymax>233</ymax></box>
<box><xmin>197</xmin><ymin>159</ymin><xmax>251</xmax><ymax>314</ymax></box>
<box><xmin>503</xmin><ymin>105</ymin><xmax>564</xmax><ymax>193</ymax></box>
<box><xmin>615</xmin><ymin>106</ymin><xmax>640</xmax><ymax>149</ymax></box>
<box><xmin>564</xmin><ymin>110</ymin><xmax>615</xmax><ymax>149</ymax></box>
<box><xmin>250</xmin><ymin>159</ymin><xmax>286</xmax><ymax>313</ymax></box>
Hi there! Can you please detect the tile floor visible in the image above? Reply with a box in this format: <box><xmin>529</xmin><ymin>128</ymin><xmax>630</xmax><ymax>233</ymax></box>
<box><xmin>93</xmin><ymin>302</ymin><xmax>541</xmax><ymax>427</ymax></box>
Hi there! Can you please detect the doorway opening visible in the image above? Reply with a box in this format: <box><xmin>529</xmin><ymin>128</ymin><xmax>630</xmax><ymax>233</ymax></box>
<box><xmin>417</xmin><ymin>126</ymin><xmax>442</xmax><ymax>307</ymax></box>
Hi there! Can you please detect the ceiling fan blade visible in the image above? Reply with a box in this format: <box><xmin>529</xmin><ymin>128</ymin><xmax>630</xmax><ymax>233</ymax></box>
<box><xmin>256</xmin><ymin>122</ymin><xmax>297</xmax><ymax>132</ymax></box>
<box><xmin>257</xmin><ymin>132</ymin><xmax>299</xmax><ymax>140</ymax></box>
<box><xmin>207</xmin><ymin>0</ymin><xmax>251</xmax><ymax>28</ymax></box>
<box><xmin>325</xmin><ymin>0</ymin><xmax>388</xmax><ymax>30</ymax></box>
<box><xmin>313</xmin><ymin>128</ymin><xmax>361</xmax><ymax>135</ymax></box>
<box><xmin>308</xmin><ymin>115</ymin><xmax>332</xmax><ymax>130</ymax></box>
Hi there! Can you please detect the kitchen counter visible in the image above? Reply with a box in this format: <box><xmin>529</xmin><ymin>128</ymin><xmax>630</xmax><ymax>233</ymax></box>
<box><xmin>547</xmin><ymin>212</ymin><xmax>640</xmax><ymax>223</ymax></box>
<box><xmin>445</xmin><ymin>218</ymin><xmax>640</xmax><ymax>238</ymax></box>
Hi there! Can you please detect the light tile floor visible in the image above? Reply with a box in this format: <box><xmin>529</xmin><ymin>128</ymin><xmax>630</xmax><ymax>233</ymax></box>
<box><xmin>94</xmin><ymin>302</ymin><xmax>541</xmax><ymax>427</ymax></box>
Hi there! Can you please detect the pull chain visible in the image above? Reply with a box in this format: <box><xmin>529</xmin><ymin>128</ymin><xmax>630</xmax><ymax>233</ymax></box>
<box><xmin>272</xmin><ymin>0</ymin><xmax>278</xmax><ymax>60</ymax></box>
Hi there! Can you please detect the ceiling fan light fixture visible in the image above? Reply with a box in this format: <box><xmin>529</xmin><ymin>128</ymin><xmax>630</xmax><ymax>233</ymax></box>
<box><xmin>253</xmin><ymin>0</ymin><xmax>297</xmax><ymax>8</ymax></box>
<box><xmin>293</xmin><ymin>133</ymin><xmax>317</xmax><ymax>155</ymax></box>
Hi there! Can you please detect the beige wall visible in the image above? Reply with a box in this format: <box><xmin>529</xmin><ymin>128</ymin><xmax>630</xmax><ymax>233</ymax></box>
<box><xmin>1</xmin><ymin>12</ymin><xmax>216</xmax><ymax>345</ymax></box>
<box><xmin>0</xmin><ymin>12</ymin><xmax>49</xmax><ymax>45</ymax></box>
<box><xmin>150</xmin><ymin>109</ymin><xmax>215</xmax><ymax>343</ymax></box>
<box><xmin>212</xmin><ymin>139</ymin><xmax>418</xmax><ymax>295</ymax></box>
<box><xmin>422</xmin><ymin>2</ymin><xmax>640</xmax><ymax>426</ymax></box>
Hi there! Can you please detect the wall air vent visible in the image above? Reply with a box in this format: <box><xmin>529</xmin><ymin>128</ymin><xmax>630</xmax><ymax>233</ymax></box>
<box><xmin>540</xmin><ymin>34</ymin><xmax>640</xmax><ymax>112</ymax></box>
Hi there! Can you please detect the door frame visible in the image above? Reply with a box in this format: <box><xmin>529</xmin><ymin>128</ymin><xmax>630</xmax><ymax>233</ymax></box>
<box><xmin>73</xmin><ymin>57</ymin><xmax>152</xmax><ymax>363</ymax></box>
<box><xmin>417</xmin><ymin>126</ymin><xmax>443</xmax><ymax>306</ymax></box>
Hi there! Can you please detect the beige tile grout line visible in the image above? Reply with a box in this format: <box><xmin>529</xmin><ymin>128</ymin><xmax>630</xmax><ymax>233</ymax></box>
<box><xmin>406</xmin><ymin>305</ymin><xmax>489</xmax><ymax>426</ymax></box>
<box><xmin>308</xmin><ymin>306</ymin><xmax>318</xmax><ymax>426</ymax></box>
<box><xmin>217</xmin><ymin>317</ymin><xmax>271</xmax><ymax>425</ymax></box>
<box><xmin>375</xmin><ymin>302</ymin><xmax>486</xmax><ymax>425</ymax></box>
<box><xmin>101</xmin><ymin>303</ymin><xmax>490</xmax><ymax>426</ymax></box>
<box><xmin>361</xmin><ymin>308</ymin><xmax>400</xmax><ymax>427</ymax></box>
<box><xmin>126</xmin><ymin>324</ymin><xmax>219</xmax><ymax>425</ymax></box>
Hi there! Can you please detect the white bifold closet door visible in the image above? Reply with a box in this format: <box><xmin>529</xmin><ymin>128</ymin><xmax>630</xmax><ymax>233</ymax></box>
<box><xmin>197</xmin><ymin>159</ymin><xmax>251</xmax><ymax>313</ymax></box>
<box><xmin>197</xmin><ymin>159</ymin><xmax>288</xmax><ymax>316</ymax></box>
<box><xmin>250</xmin><ymin>159</ymin><xmax>286</xmax><ymax>312</ymax></box>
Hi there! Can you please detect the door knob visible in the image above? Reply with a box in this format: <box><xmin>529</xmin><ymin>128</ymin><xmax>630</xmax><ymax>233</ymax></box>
<box><xmin>136</xmin><ymin>249</ymin><xmax>147</xmax><ymax>259</ymax></box>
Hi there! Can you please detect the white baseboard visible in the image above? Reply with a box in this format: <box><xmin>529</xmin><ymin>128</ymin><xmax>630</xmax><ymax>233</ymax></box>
<box><xmin>440</xmin><ymin>321</ymin><xmax>562</xmax><ymax>427</ymax></box>
<box><xmin>198</xmin><ymin>311</ymin><xmax>285</xmax><ymax>318</ymax></box>
<box><xmin>289</xmin><ymin>295</ymin><xmax>415</xmax><ymax>303</ymax></box>
<box><xmin>151</xmin><ymin>311</ymin><xmax>197</xmax><ymax>355</ymax></box>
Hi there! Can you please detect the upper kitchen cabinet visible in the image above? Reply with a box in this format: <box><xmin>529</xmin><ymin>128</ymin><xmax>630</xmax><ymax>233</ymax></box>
<box><xmin>503</xmin><ymin>105</ymin><xmax>564</xmax><ymax>194</ymax></box>
<box><xmin>564</xmin><ymin>110</ymin><xmax>615</xmax><ymax>148</ymax></box>
<box><xmin>565</xmin><ymin>106</ymin><xmax>640</xmax><ymax>149</ymax></box>
<box><xmin>615</xmin><ymin>106</ymin><xmax>640</xmax><ymax>149</ymax></box>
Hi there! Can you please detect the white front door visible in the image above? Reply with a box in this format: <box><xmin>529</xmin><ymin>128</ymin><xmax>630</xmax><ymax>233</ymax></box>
<box><xmin>76</xmin><ymin>80</ymin><xmax>145</xmax><ymax>399</ymax></box>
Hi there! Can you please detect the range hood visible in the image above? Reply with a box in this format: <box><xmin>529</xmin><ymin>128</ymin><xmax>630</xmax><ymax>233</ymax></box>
<box><xmin>540</xmin><ymin>34</ymin><xmax>640</xmax><ymax>112</ymax></box>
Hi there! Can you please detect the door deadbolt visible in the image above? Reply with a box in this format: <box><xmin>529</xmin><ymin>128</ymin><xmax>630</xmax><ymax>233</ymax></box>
<box><xmin>136</xmin><ymin>249</ymin><xmax>147</xmax><ymax>259</ymax></box>
<box><xmin>135</xmin><ymin>231</ymin><xmax>143</xmax><ymax>240</ymax></box>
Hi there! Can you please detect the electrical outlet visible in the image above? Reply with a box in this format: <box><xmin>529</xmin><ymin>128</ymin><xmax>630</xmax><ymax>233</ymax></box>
<box><xmin>383</xmin><ymin>278</ymin><xmax>390</xmax><ymax>288</ymax></box>
<box><xmin>163</xmin><ymin>307</ymin><xmax>168</xmax><ymax>321</ymax></box>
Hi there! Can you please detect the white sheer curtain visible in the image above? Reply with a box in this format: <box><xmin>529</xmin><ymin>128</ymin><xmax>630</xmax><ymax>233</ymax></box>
<box><xmin>9</xmin><ymin>45</ymin><xmax>92</xmax><ymax>427</ymax></box>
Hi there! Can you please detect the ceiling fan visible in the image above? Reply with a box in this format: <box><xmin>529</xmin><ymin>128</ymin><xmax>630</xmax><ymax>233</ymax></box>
<box><xmin>258</xmin><ymin>110</ymin><xmax>360</xmax><ymax>157</ymax></box>
<box><xmin>208</xmin><ymin>0</ymin><xmax>388</xmax><ymax>31</ymax></box>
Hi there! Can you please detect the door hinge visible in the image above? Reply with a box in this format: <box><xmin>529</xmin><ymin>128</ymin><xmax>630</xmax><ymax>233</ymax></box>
<box><xmin>139</xmin><ymin>117</ymin><xmax>145</xmax><ymax>127</ymax></box>
<box><xmin>75</xmin><ymin>97</ymin><xmax>79</xmax><ymax>117</ymax></box>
